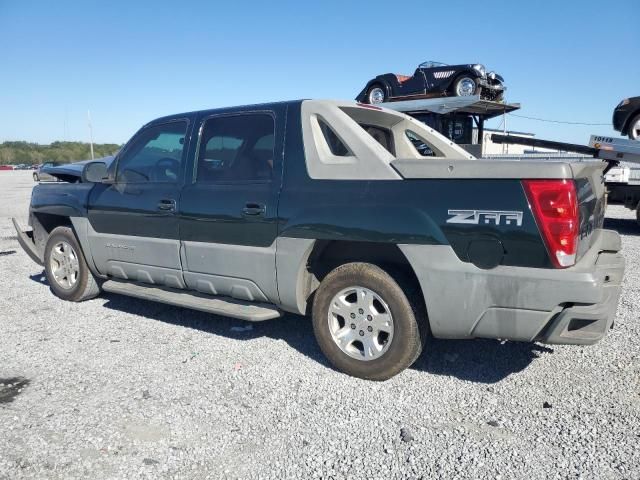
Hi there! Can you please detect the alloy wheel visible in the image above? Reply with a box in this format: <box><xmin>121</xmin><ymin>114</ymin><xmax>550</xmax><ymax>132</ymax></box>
<box><xmin>49</xmin><ymin>241</ymin><xmax>80</xmax><ymax>289</ymax></box>
<box><xmin>327</xmin><ymin>286</ymin><xmax>394</xmax><ymax>361</ymax></box>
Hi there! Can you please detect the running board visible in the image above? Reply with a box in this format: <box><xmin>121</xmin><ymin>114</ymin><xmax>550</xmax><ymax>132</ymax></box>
<box><xmin>101</xmin><ymin>280</ymin><xmax>282</xmax><ymax>321</ymax></box>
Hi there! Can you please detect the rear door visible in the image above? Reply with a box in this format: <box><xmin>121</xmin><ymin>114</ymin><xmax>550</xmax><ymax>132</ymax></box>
<box><xmin>178</xmin><ymin>107</ymin><xmax>285</xmax><ymax>303</ymax></box>
<box><xmin>86</xmin><ymin>119</ymin><xmax>192</xmax><ymax>288</ymax></box>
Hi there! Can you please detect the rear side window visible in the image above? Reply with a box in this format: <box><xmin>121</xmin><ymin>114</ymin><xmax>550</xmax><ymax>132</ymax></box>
<box><xmin>116</xmin><ymin>121</ymin><xmax>188</xmax><ymax>183</ymax></box>
<box><xmin>318</xmin><ymin>119</ymin><xmax>351</xmax><ymax>157</ymax></box>
<box><xmin>196</xmin><ymin>114</ymin><xmax>275</xmax><ymax>183</ymax></box>
<box><xmin>406</xmin><ymin>130</ymin><xmax>439</xmax><ymax>157</ymax></box>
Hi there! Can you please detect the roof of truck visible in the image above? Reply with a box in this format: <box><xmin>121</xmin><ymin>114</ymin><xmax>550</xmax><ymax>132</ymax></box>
<box><xmin>147</xmin><ymin>100</ymin><xmax>304</xmax><ymax>126</ymax></box>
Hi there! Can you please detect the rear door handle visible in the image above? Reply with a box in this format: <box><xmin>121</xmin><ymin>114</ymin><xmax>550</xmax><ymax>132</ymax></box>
<box><xmin>157</xmin><ymin>199</ymin><xmax>176</xmax><ymax>211</ymax></box>
<box><xmin>242</xmin><ymin>203</ymin><xmax>266</xmax><ymax>216</ymax></box>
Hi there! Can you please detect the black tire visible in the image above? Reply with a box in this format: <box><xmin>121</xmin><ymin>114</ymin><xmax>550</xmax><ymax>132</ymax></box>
<box><xmin>628</xmin><ymin>113</ymin><xmax>640</xmax><ymax>141</ymax></box>
<box><xmin>312</xmin><ymin>262</ymin><xmax>426</xmax><ymax>381</ymax></box>
<box><xmin>452</xmin><ymin>75</ymin><xmax>480</xmax><ymax>97</ymax></box>
<box><xmin>44</xmin><ymin>226</ymin><xmax>101</xmax><ymax>302</ymax></box>
<box><xmin>366</xmin><ymin>84</ymin><xmax>386</xmax><ymax>104</ymax></box>
<box><xmin>33</xmin><ymin>172</ymin><xmax>39</xmax><ymax>182</ymax></box>
<box><xmin>636</xmin><ymin>204</ymin><xmax>640</xmax><ymax>227</ymax></box>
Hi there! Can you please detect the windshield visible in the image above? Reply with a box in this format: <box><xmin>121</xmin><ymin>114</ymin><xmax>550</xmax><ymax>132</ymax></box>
<box><xmin>419</xmin><ymin>61</ymin><xmax>449</xmax><ymax>69</ymax></box>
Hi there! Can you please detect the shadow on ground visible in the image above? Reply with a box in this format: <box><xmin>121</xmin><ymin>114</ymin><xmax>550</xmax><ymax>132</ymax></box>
<box><xmin>603</xmin><ymin>217</ymin><xmax>639</xmax><ymax>236</ymax></box>
<box><xmin>30</xmin><ymin>270</ymin><xmax>547</xmax><ymax>383</ymax></box>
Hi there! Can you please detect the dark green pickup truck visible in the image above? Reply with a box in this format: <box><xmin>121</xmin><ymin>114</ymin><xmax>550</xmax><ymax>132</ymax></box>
<box><xmin>13</xmin><ymin>100</ymin><xmax>625</xmax><ymax>380</ymax></box>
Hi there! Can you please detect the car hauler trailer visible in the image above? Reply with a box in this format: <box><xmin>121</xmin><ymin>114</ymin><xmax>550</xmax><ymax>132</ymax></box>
<box><xmin>492</xmin><ymin>134</ymin><xmax>640</xmax><ymax>224</ymax></box>
<box><xmin>377</xmin><ymin>95</ymin><xmax>520</xmax><ymax>157</ymax></box>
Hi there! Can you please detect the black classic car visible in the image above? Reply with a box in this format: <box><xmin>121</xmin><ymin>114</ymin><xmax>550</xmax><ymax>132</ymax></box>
<box><xmin>613</xmin><ymin>97</ymin><xmax>640</xmax><ymax>140</ymax></box>
<box><xmin>356</xmin><ymin>61</ymin><xmax>505</xmax><ymax>104</ymax></box>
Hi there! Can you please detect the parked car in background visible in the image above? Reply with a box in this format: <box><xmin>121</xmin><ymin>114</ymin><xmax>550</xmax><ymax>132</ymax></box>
<box><xmin>613</xmin><ymin>97</ymin><xmax>640</xmax><ymax>140</ymax></box>
<box><xmin>356</xmin><ymin>61</ymin><xmax>505</xmax><ymax>105</ymax></box>
<box><xmin>33</xmin><ymin>161</ymin><xmax>61</xmax><ymax>182</ymax></box>
<box><xmin>0</xmin><ymin>165</ymin><xmax>15</xmax><ymax>171</ymax></box>
<box><xmin>34</xmin><ymin>157</ymin><xmax>114</xmax><ymax>183</ymax></box>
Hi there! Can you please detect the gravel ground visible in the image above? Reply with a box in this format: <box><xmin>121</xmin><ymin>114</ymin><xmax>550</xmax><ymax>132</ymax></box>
<box><xmin>0</xmin><ymin>170</ymin><xmax>639</xmax><ymax>480</ymax></box>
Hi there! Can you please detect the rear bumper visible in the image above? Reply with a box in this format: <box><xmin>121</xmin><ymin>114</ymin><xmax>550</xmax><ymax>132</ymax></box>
<box><xmin>399</xmin><ymin>228</ymin><xmax>625</xmax><ymax>345</ymax></box>
<box><xmin>536</xmin><ymin>249</ymin><xmax>623</xmax><ymax>345</ymax></box>
<box><xmin>12</xmin><ymin>218</ymin><xmax>43</xmax><ymax>266</ymax></box>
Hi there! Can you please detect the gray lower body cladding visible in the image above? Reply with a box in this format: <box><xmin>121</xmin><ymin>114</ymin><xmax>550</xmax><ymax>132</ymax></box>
<box><xmin>399</xmin><ymin>228</ymin><xmax>624</xmax><ymax>345</ymax></box>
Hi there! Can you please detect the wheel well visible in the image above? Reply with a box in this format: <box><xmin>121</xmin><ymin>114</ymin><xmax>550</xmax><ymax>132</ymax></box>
<box><xmin>367</xmin><ymin>81</ymin><xmax>388</xmax><ymax>97</ymax></box>
<box><xmin>33</xmin><ymin>212</ymin><xmax>72</xmax><ymax>234</ymax></box>
<box><xmin>30</xmin><ymin>213</ymin><xmax>73</xmax><ymax>260</ymax></box>
<box><xmin>304</xmin><ymin>240</ymin><xmax>424</xmax><ymax>313</ymax></box>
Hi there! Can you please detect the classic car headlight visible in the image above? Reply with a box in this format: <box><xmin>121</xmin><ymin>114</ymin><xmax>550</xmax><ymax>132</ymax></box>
<box><xmin>488</xmin><ymin>71</ymin><xmax>496</xmax><ymax>80</ymax></box>
<box><xmin>473</xmin><ymin>64</ymin><xmax>486</xmax><ymax>77</ymax></box>
<box><xmin>618</xmin><ymin>98</ymin><xmax>630</xmax><ymax>107</ymax></box>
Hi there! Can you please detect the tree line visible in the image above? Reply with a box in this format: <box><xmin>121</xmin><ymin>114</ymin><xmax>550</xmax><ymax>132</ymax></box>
<box><xmin>0</xmin><ymin>141</ymin><xmax>121</xmax><ymax>165</ymax></box>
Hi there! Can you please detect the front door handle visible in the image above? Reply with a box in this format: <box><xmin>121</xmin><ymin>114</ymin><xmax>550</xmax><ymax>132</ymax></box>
<box><xmin>242</xmin><ymin>203</ymin><xmax>266</xmax><ymax>216</ymax></box>
<box><xmin>157</xmin><ymin>199</ymin><xmax>176</xmax><ymax>211</ymax></box>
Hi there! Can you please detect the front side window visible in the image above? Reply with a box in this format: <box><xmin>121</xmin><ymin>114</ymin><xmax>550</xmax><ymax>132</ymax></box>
<box><xmin>116</xmin><ymin>121</ymin><xmax>188</xmax><ymax>183</ymax></box>
<box><xmin>196</xmin><ymin>113</ymin><xmax>275</xmax><ymax>183</ymax></box>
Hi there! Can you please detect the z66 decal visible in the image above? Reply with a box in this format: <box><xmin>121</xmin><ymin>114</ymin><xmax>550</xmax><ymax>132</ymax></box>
<box><xmin>447</xmin><ymin>209</ymin><xmax>523</xmax><ymax>226</ymax></box>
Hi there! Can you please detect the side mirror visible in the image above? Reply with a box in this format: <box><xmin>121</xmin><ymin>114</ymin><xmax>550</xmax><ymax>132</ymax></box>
<box><xmin>81</xmin><ymin>161</ymin><xmax>109</xmax><ymax>183</ymax></box>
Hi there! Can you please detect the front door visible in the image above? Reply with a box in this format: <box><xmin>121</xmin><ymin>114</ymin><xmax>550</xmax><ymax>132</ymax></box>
<box><xmin>86</xmin><ymin>119</ymin><xmax>192</xmax><ymax>288</ymax></box>
<box><xmin>179</xmin><ymin>109</ymin><xmax>284</xmax><ymax>303</ymax></box>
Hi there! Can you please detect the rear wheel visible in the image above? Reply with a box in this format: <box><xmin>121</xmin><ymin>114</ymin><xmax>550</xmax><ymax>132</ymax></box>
<box><xmin>366</xmin><ymin>85</ymin><xmax>386</xmax><ymax>104</ymax></box>
<box><xmin>33</xmin><ymin>172</ymin><xmax>39</xmax><ymax>182</ymax></box>
<box><xmin>453</xmin><ymin>75</ymin><xmax>479</xmax><ymax>97</ymax></box>
<box><xmin>44</xmin><ymin>226</ymin><xmax>100</xmax><ymax>302</ymax></box>
<box><xmin>628</xmin><ymin>114</ymin><xmax>640</xmax><ymax>140</ymax></box>
<box><xmin>312</xmin><ymin>262</ymin><xmax>426</xmax><ymax>380</ymax></box>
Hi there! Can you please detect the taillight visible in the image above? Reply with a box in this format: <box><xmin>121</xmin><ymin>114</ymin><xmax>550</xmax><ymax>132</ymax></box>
<box><xmin>523</xmin><ymin>179</ymin><xmax>579</xmax><ymax>268</ymax></box>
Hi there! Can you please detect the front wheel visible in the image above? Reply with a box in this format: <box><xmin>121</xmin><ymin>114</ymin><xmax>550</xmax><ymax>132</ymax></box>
<box><xmin>628</xmin><ymin>114</ymin><xmax>640</xmax><ymax>141</ymax></box>
<box><xmin>453</xmin><ymin>75</ymin><xmax>479</xmax><ymax>97</ymax></box>
<box><xmin>33</xmin><ymin>172</ymin><xmax>39</xmax><ymax>182</ymax></box>
<box><xmin>44</xmin><ymin>226</ymin><xmax>101</xmax><ymax>302</ymax></box>
<box><xmin>312</xmin><ymin>262</ymin><xmax>426</xmax><ymax>380</ymax></box>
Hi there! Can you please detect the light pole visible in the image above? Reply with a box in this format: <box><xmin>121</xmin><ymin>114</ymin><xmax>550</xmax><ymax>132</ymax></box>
<box><xmin>87</xmin><ymin>110</ymin><xmax>95</xmax><ymax>160</ymax></box>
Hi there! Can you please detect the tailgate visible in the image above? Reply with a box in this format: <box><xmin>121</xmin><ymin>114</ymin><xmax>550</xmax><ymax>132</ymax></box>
<box><xmin>571</xmin><ymin>162</ymin><xmax>607</xmax><ymax>260</ymax></box>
